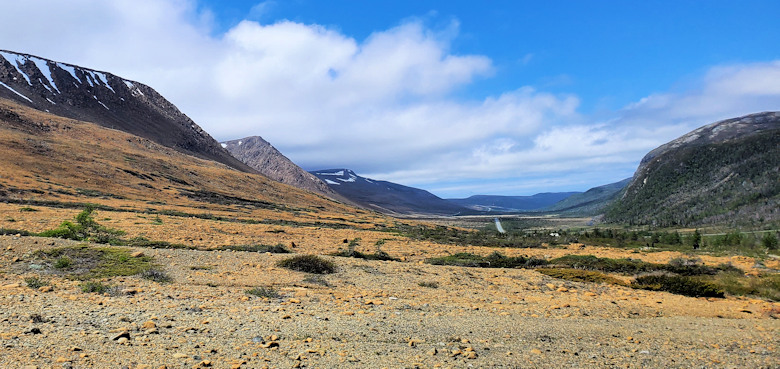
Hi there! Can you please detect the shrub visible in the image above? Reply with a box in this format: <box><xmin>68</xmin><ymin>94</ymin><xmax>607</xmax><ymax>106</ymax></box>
<box><xmin>140</xmin><ymin>268</ymin><xmax>172</xmax><ymax>283</ymax></box>
<box><xmin>277</xmin><ymin>255</ymin><xmax>337</xmax><ymax>274</ymax></box>
<box><xmin>549</xmin><ymin>255</ymin><xmax>660</xmax><ymax>275</ymax></box>
<box><xmin>54</xmin><ymin>257</ymin><xmax>72</xmax><ymax>269</ymax></box>
<box><xmin>217</xmin><ymin>244</ymin><xmax>290</xmax><ymax>253</ymax></box>
<box><xmin>762</xmin><ymin>232</ymin><xmax>778</xmax><ymax>250</ymax></box>
<box><xmin>38</xmin><ymin>205</ymin><xmax>125</xmax><ymax>243</ymax></box>
<box><xmin>19</xmin><ymin>207</ymin><xmax>38</xmax><ymax>212</ymax></box>
<box><xmin>24</xmin><ymin>276</ymin><xmax>50</xmax><ymax>289</ymax></box>
<box><xmin>425</xmin><ymin>252</ymin><xmax>546</xmax><ymax>269</ymax></box>
<box><xmin>418</xmin><ymin>281</ymin><xmax>439</xmax><ymax>288</ymax></box>
<box><xmin>536</xmin><ymin>268</ymin><xmax>626</xmax><ymax>286</ymax></box>
<box><xmin>631</xmin><ymin>274</ymin><xmax>725</xmax><ymax>298</ymax></box>
<box><xmin>79</xmin><ymin>281</ymin><xmax>112</xmax><ymax>294</ymax></box>
<box><xmin>246</xmin><ymin>287</ymin><xmax>280</xmax><ymax>299</ymax></box>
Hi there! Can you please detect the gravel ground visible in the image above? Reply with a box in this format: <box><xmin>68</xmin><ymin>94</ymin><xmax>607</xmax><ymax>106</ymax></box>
<box><xmin>1</xmin><ymin>236</ymin><xmax>778</xmax><ymax>368</ymax></box>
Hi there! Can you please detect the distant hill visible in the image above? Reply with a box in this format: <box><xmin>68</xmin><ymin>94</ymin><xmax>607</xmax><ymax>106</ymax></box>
<box><xmin>310</xmin><ymin>169</ymin><xmax>469</xmax><ymax>216</ymax></box>
<box><xmin>541</xmin><ymin>178</ymin><xmax>630</xmax><ymax>216</ymax></box>
<box><xmin>0</xmin><ymin>49</ymin><xmax>252</xmax><ymax>172</ymax></box>
<box><xmin>222</xmin><ymin>136</ymin><xmax>340</xmax><ymax>199</ymax></box>
<box><xmin>447</xmin><ymin>192</ymin><xmax>580</xmax><ymax>212</ymax></box>
<box><xmin>604</xmin><ymin>112</ymin><xmax>780</xmax><ymax>227</ymax></box>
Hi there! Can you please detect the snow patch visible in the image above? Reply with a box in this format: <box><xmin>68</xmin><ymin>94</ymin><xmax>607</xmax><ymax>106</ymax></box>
<box><xmin>123</xmin><ymin>80</ymin><xmax>134</xmax><ymax>89</ymax></box>
<box><xmin>46</xmin><ymin>97</ymin><xmax>55</xmax><ymax>105</ymax></box>
<box><xmin>324</xmin><ymin>179</ymin><xmax>340</xmax><ymax>185</ymax></box>
<box><xmin>337</xmin><ymin>176</ymin><xmax>356</xmax><ymax>183</ymax></box>
<box><xmin>220</xmin><ymin>143</ymin><xmax>227</xmax><ymax>148</ymax></box>
<box><xmin>238</xmin><ymin>141</ymin><xmax>242</xmax><ymax>145</ymax></box>
<box><xmin>39</xmin><ymin>79</ymin><xmax>52</xmax><ymax>92</ymax></box>
<box><xmin>317</xmin><ymin>170</ymin><xmax>344</xmax><ymax>176</ymax></box>
<box><xmin>56</xmin><ymin>63</ymin><xmax>82</xmax><ymax>83</ymax></box>
<box><xmin>0</xmin><ymin>52</ymin><xmax>32</xmax><ymax>85</ymax></box>
<box><xmin>84</xmin><ymin>73</ymin><xmax>94</xmax><ymax>87</ymax></box>
<box><xmin>98</xmin><ymin>101</ymin><xmax>109</xmax><ymax>110</ymax></box>
<box><xmin>30</xmin><ymin>57</ymin><xmax>60</xmax><ymax>93</ymax></box>
<box><xmin>0</xmin><ymin>81</ymin><xmax>33</xmax><ymax>102</ymax></box>
<box><xmin>93</xmin><ymin>72</ymin><xmax>115</xmax><ymax>93</ymax></box>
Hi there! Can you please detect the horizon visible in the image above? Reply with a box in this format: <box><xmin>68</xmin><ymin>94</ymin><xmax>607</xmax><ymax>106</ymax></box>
<box><xmin>1</xmin><ymin>1</ymin><xmax>778</xmax><ymax>197</ymax></box>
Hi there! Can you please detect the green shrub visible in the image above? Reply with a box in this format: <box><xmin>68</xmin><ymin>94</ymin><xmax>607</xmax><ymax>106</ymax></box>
<box><xmin>537</xmin><ymin>268</ymin><xmax>626</xmax><ymax>286</ymax></box>
<box><xmin>38</xmin><ymin>205</ymin><xmax>125</xmax><ymax>243</ymax></box>
<box><xmin>79</xmin><ymin>281</ymin><xmax>112</xmax><ymax>294</ymax></box>
<box><xmin>19</xmin><ymin>207</ymin><xmax>38</xmax><ymax>212</ymax></box>
<box><xmin>425</xmin><ymin>252</ymin><xmax>545</xmax><ymax>269</ymax></box>
<box><xmin>549</xmin><ymin>255</ymin><xmax>660</xmax><ymax>275</ymax></box>
<box><xmin>24</xmin><ymin>276</ymin><xmax>50</xmax><ymax>289</ymax></box>
<box><xmin>762</xmin><ymin>232</ymin><xmax>778</xmax><ymax>250</ymax></box>
<box><xmin>631</xmin><ymin>274</ymin><xmax>725</xmax><ymax>298</ymax></box>
<box><xmin>54</xmin><ymin>257</ymin><xmax>72</xmax><ymax>269</ymax></box>
<box><xmin>245</xmin><ymin>287</ymin><xmax>280</xmax><ymax>299</ymax></box>
<box><xmin>277</xmin><ymin>255</ymin><xmax>337</xmax><ymax>274</ymax></box>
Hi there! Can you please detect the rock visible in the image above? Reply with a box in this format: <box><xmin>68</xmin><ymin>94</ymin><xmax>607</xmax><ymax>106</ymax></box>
<box><xmin>131</xmin><ymin>251</ymin><xmax>145</xmax><ymax>258</ymax></box>
<box><xmin>142</xmin><ymin>321</ymin><xmax>156</xmax><ymax>330</ymax></box>
<box><xmin>55</xmin><ymin>357</ymin><xmax>70</xmax><ymax>363</ymax></box>
<box><xmin>466</xmin><ymin>351</ymin><xmax>478</xmax><ymax>359</ymax></box>
<box><xmin>427</xmin><ymin>348</ymin><xmax>438</xmax><ymax>356</ymax></box>
<box><xmin>112</xmin><ymin>331</ymin><xmax>131</xmax><ymax>341</ymax></box>
<box><xmin>172</xmin><ymin>353</ymin><xmax>188</xmax><ymax>359</ymax></box>
<box><xmin>261</xmin><ymin>341</ymin><xmax>279</xmax><ymax>349</ymax></box>
<box><xmin>117</xmin><ymin>337</ymin><xmax>129</xmax><ymax>344</ymax></box>
<box><xmin>38</xmin><ymin>286</ymin><xmax>53</xmax><ymax>292</ymax></box>
<box><xmin>530</xmin><ymin>349</ymin><xmax>542</xmax><ymax>355</ymax></box>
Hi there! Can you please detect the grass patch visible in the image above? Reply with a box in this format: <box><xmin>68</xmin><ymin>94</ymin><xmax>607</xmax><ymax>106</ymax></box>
<box><xmin>425</xmin><ymin>252</ymin><xmax>547</xmax><ymax>269</ymax></box>
<box><xmin>245</xmin><ymin>287</ymin><xmax>280</xmax><ymax>299</ymax></box>
<box><xmin>418</xmin><ymin>281</ymin><xmax>440</xmax><ymax>288</ymax></box>
<box><xmin>277</xmin><ymin>255</ymin><xmax>337</xmax><ymax>274</ymax></box>
<box><xmin>537</xmin><ymin>268</ymin><xmax>627</xmax><ymax>286</ymax></box>
<box><xmin>32</xmin><ymin>245</ymin><xmax>154</xmax><ymax>280</ymax></box>
<box><xmin>631</xmin><ymin>274</ymin><xmax>725</xmax><ymax>298</ymax></box>
<box><xmin>708</xmin><ymin>273</ymin><xmax>780</xmax><ymax>301</ymax></box>
<box><xmin>19</xmin><ymin>207</ymin><xmax>38</xmax><ymax>212</ymax></box>
<box><xmin>190</xmin><ymin>265</ymin><xmax>213</xmax><ymax>271</ymax></box>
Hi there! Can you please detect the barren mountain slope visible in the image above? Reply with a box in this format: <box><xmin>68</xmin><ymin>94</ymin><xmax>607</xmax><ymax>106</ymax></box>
<box><xmin>0</xmin><ymin>50</ymin><xmax>252</xmax><ymax>172</ymax></box>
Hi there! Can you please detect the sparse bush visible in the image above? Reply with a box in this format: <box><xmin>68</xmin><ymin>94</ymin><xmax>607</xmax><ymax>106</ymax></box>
<box><xmin>140</xmin><ymin>268</ymin><xmax>172</xmax><ymax>283</ymax></box>
<box><xmin>79</xmin><ymin>281</ymin><xmax>112</xmax><ymax>294</ymax></box>
<box><xmin>425</xmin><ymin>252</ymin><xmax>546</xmax><ymax>269</ymax></box>
<box><xmin>418</xmin><ymin>281</ymin><xmax>439</xmax><ymax>288</ymax></box>
<box><xmin>277</xmin><ymin>255</ymin><xmax>337</xmax><ymax>274</ymax></box>
<box><xmin>303</xmin><ymin>275</ymin><xmax>331</xmax><ymax>287</ymax></box>
<box><xmin>245</xmin><ymin>287</ymin><xmax>280</xmax><ymax>299</ymax></box>
<box><xmin>24</xmin><ymin>276</ymin><xmax>50</xmax><ymax>289</ymax></box>
<box><xmin>631</xmin><ymin>274</ymin><xmax>725</xmax><ymax>298</ymax></box>
<box><xmin>537</xmin><ymin>268</ymin><xmax>626</xmax><ymax>286</ymax></box>
<box><xmin>549</xmin><ymin>255</ymin><xmax>660</xmax><ymax>275</ymax></box>
<box><xmin>19</xmin><ymin>207</ymin><xmax>38</xmax><ymax>212</ymax></box>
<box><xmin>217</xmin><ymin>244</ymin><xmax>290</xmax><ymax>253</ymax></box>
<box><xmin>38</xmin><ymin>205</ymin><xmax>125</xmax><ymax>243</ymax></box>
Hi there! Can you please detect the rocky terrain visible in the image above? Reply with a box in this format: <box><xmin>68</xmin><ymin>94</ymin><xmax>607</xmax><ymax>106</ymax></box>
<box><xmin>1</xmin><ymin>233</ymin><xmax>778</xmax><ymax>368</ymax></box>
<box><xmin>222</xmin><ymin>136</ymin><xmax>340</xmax><ymax>200</ymax></box>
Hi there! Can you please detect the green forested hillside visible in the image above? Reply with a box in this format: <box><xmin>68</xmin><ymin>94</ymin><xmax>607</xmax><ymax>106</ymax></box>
<box><xmin>605</xmin><ymin>124</ymin><xmax>779</xmax><ymax>227</ymax></box>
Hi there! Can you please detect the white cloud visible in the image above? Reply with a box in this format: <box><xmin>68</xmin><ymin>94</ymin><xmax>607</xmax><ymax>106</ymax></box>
<box><xmin>0</xmin><ymin>0</ymin><xmax>778</xmax><ymax>198</ymax></box>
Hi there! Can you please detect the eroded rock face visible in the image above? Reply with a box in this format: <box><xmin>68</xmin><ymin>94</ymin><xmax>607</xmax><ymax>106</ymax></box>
<box><xmin>0</xmin><ymin>49</ymin><xmax>253</xmax><ymax>173</ymax></box>
<box><xmin>223</xmin><ymin>136</ymin><xmax>338</xmax><ymax>198</ymax></box>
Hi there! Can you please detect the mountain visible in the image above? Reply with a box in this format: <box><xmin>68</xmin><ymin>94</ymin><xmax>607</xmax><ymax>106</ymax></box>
<box><xmin>0</xmin><ymin>49</ymin><xmax>252</xmax><ymax>172</ymax></box>
<box><xmin>310</xmin><ymin>169</ymin><xmax>469</xmax><ymax>215</ymax></box>
<box><xmin>448</xmin><ymin>192</ymin><xmax>581</xmax><ymax>212</ymax></box>
<box><xmin>604</xmin><ymin>112</ymin><xmax>780</xmax><ymax>227</ymax></box>
<box><xmin>540</xmin><ymin>178</ymin><xmax>630</xmax><ymax>216</ymax></box>
<box><xmin>222</xmin><ymin>136</ymin><xmax>339</xmax><ymax>199</ymax></box>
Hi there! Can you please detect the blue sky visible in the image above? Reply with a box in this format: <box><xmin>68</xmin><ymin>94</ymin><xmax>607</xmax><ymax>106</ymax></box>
<box><xmin>1</xmin><ymin>1</ymin><xmax>779</xmax><ymax>198</ymax></box>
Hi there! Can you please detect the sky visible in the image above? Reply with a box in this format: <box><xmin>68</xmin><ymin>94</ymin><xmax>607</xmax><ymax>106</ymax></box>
<box><xmin>0</xmin><ymin>0</ymin><xmax>779</xmax><ymax>198</ymax></box>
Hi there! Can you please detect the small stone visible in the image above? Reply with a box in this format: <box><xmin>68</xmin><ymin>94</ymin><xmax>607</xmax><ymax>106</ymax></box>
<box><xmin>466</xmin><ymin>351</ymin><xmax>478</xmax><ymax>359</ymax></box>
<box><xmin>557</xmin><ymin>287</ymin><xmax>569</xmax><ymax>292</ymax></box>
<box><xmin>112</xmin><ymin>331</ymin><xmax>131</xmax><ymax>341</ymax></box>
<box><xmin>38</xmin><ymin>286</ymin><xmax>53</xmax><ymax>292</ymax></box>
<box><xmin>530</xmin><ymin>349</ymin><xmax>542</xmax><ymax>355</ymax></box>
<box><xmin>450</xmin><ymin>349</ymin><xmax>462</xmax><ymax>357</ymax></box>
<box><xmin>131</xmin><ymin>251</ymin><xmax>145</xmax><ymax>258</ymax></box>
<box><xmin>261</xmin><ymin>341</ymin><xmax>279</xmax><ymax>349</ymax></box>
<box><xmin>172</xmin><ymin>353</ymin><xmax>188</xmax><ymax>359</ymax></box>
<box><xmin>269</xmin><ymin>335</ymin><xmax>279</xmax><ymax>341</ymax></box>
<box><xmin>55</xmin><ymin>357</ymin><xmax>70</xmax><ymax>363</ymax></box>
<box><xmin>142</xmin><ymin>321</ymin><xmax>157</xmax><ymax>330</ymax></box>
<box><xmin>427</xmin><ymin>348</ymin><xmax>437</xmax><ymax>356</ymax></box>
<box><xmin>117</xmin><ymin>337</ymin><xmax>129</xmax><ymax>344</ymax></box>
<box><xmin>289</xmin><ymin>298</ymin><xmax>301</xmax><ymax>304</ymax></box>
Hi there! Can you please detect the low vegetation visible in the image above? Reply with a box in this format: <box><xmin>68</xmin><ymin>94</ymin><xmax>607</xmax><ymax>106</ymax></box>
<box><xmin>24</xmin><ymin>276</ymin><xmax>50</xmax><ymax>289</ymax></box>
<box><xmin>331</xmin><ymin>238</ymin><xmax>399</xmax><ymax>261</ymax></box>
<box><xmin>38</xmin><ymin>205</ymin><xmax>125</xmax><ymax>243</ymax></box>
<box><xmin>245</xmin><ymin>286</ymin><xmax>280</xmax><ymax>299</ymax></box>
<box><xmin>631</xmin><ymin>274</ymin><xmax>725</xmax><ymax>298</ymax></box>
<box><xmin>425</xmin><ymin>252</ymin><xmax>546</xmax><ymax>268</ymax></box>
<box><xmin>30</xmin><ymin>244</ymin><xmax>168</xmax><ymax>283</ymax></box>
<box><xmin>536</xmin><ymin>268</ymin><xmax>626</xmax><ymax>286</ymax></box>
<box><xmin>277</xmin><ymin>255</ymin><xmax>337</xmax><ymax>274</ymax></box>
<box><xmin>216</xmin><ymin>244</ymin><xmax>290</xmax><ymax>253</ymax></box>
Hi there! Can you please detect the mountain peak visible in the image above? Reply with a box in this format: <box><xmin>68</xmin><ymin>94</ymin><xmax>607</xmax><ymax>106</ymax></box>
<box><xmin>0</xmin><ymin>49</ymin><xmax>252</xmax><ymax>172</ymax></box>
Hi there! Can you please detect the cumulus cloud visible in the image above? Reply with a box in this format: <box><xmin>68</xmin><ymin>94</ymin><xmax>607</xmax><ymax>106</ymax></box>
<box><xmin>0</xmin><ymin>0</ymin><xmax>778</xmax><ymax>197</ymax></box>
